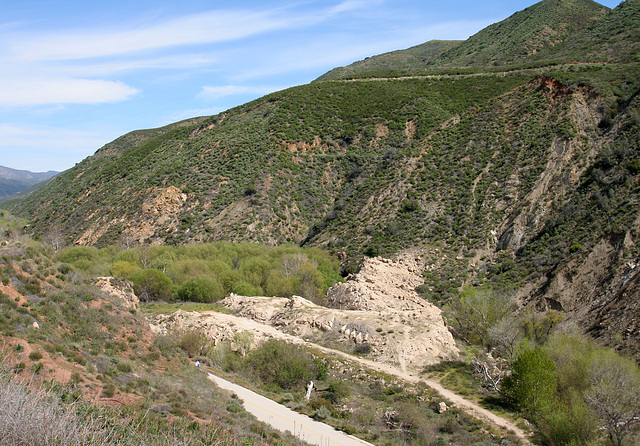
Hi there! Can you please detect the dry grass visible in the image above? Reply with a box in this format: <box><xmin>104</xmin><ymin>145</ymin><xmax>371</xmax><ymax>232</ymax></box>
<box><xmin>0</xmin><ymin>372</ymin><xmax>103</xmax><ymax>445</ymax></box>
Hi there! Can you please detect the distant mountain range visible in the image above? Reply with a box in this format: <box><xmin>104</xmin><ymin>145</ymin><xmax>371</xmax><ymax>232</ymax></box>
<box><xmin>0</xmin><ymin>165</ymin><xmax>58</xmax><ymax>200</ymax></box>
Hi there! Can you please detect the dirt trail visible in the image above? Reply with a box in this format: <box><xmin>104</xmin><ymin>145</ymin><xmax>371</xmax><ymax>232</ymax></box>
<box><xmin>198</xmin><ymin>310</ymin><xmax>531</xmax><ymax>444</ymax></box>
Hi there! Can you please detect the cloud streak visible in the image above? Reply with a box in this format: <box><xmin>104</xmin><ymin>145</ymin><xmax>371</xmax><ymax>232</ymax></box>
<box><xmin>0</xmin><ymin>77</ymin><xmax>138</xmax><ymax>108</ymax></box>
<box><xmin>0</xmin><ymin>1</ymin><xmax>375</xmax><ymax>108</ymax></box>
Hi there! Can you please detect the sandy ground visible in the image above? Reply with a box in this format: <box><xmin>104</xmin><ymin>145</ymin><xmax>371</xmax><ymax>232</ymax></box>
<box><xmin>196</xmin><ymin>310</ymin><xmax>531</xmax><ymax>444</ymax></box>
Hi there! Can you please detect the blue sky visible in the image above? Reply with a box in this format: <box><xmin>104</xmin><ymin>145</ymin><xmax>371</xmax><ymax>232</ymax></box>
<box><xmin>0</xmin><ymin>0</ymin><xmax>623</xmax><ymax>172</ymax></box>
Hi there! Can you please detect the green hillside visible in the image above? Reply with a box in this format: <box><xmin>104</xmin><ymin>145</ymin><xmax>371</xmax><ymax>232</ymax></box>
<box><xmin>430</xmin><ymin>0</ymin><xmax>609</xmax><ymax>68</ymax></box>
<box><xmin>5</xmin><ymin>0</ymin><xmax>640</xmax><ymax>361</ymax></box>
<box><xmin>544</xmin><ymin>0</ymin><xmax>640</xmax><ymax>63</ymax></box>
<box><xmin>3</xmin><ymin>1</ymin><xmax>640</xmax><ymax>444</ymax></box>
<box><xmin>315</xmin><ymin>40</ymin><xmax>461</xmax><ymax>82</ymax></box>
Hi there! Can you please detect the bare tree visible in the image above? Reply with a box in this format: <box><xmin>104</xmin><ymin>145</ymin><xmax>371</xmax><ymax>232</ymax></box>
<box><xmin>446</xmin><ymin>287</ymin><xmax>515</xmax><ymax>348</ymax></box>
<box><xmin>488</xmin><ymin>314</ymin><xmax>524</xmax><ymax>360</ymax></box>
<box><xmin>471</xmin><ymin>354</ymin><xmax>509</xmax><ymax>393</ymax></box>
<box><xmin>584</xmin><ymin>350</ymin><xmax>640</xmax><ymax>446</ymax></box>
<box><xmin>42</xmin><ymin>225</ymin><xmax>65</xmax><ymax>252</ymax></box>
<box><xmin>122</xmin><ymin>229</ymin><xmax>137</xmax><ymax>250</ymax></box>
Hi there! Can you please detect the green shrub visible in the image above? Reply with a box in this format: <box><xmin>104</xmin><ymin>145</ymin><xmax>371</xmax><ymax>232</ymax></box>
<box><xmin>174</xmin><ymin>275</ymin><xmax>224</xmax><ymax>303</ymax></box>
<box><xmin>129</xmin><ymin>269</ymin><xmax>173</xmax><ymax>301</ymax></box>
<box><xmin>111</xmin><ymin>260</ymin><xmax>141</xmax><ymax>279</ymax></box>
<box><xmin>28</xmin><ymin>351</ymin><xmax>43</xmax><ymax>361</ymax></box>
<box><xmin>177</xmin><ymin>329</ymin><xmax>210</xmax><ymax>358</ymax></box>
<box><xmin>501</xmin><ymin>347</ymin><xmax>557</xmax><ymax>416</ymax></box>
<box><xmin>246</xmin><ymin>340</ymin><xmax>319</xmax><ymax>390</ymax></box>
<box><xmin>325</xmin><ymin>380</ymin><xmax>350</xmax><ymax>403</ymax></box>
<box><xmin>231</xmin><ymin>281</ymin><xmax>262</xmax><ymax>297</ymax></box>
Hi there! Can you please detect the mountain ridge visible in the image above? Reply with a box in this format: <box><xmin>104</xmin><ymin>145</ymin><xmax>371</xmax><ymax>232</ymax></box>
<box><xmin>0</xmin><ymin>165</ymin><xmax>58</xmax><ymax>200</ymax></box>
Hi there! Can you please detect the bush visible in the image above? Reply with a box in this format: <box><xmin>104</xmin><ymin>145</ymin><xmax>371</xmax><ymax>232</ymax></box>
<box><xmin>246</xmin><ymin>340</ymin><xmax>318</xmax><ymax>390</ymax></box>
<box><xmin>501</xmin><ymin>347</ymin><xmax>557</xmax><ymax>416</ymax></box>
<box><xmin>325</xmin><ymin>380</ymin><xmax>350</xmax><ymax>403</ymax></box>
<box><xmin>28</xmin><ymin>351</ymin><xmax>43</xmax><ymax>361</ymax></box>
<box><xmin>129</xmin><ymin>269</ymin><xmax>173</xmax><ymax>301</ymax></box>
<box><xmin>174</xmin><ymin>275</ymin><xmax>224</xmax><ymax>303</ymax></box>
<box><xmin>111</xmin><ymin>261</ymin><xmax>141</xmax><ymax>279</ymax></box>
<box><xmin>231</xmin><ymin>281</ymin><xmax>262</xmax><ymax>297</ymax></box>
<box><xmin>177</xmin><ymin>329</ymin><xmax>210</xmax><ymax>358</ymax></box>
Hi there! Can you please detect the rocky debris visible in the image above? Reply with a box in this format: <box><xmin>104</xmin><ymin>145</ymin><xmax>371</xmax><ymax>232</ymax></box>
<box><xmin>438</xmin><ymin>402</ymin><xmax>448</xmax><ymax>413</ymax></box>
<box><xmin>326</xmin><ymin>252</ymin><xmax>429</xmax><ymax>312</ymax></box>
<box><xmin>149</xmin><ymin>309</ymin><xmax>240</xmax><ymax>345</ymax></box>
<box><xmin>95</xmin><ymin>277</ymin><xmax>139</xmax><ymax>310</ymax></box>
<box><xmin>141</xmin><ymin>186</ymin><xmax>187</xmax><ymax>218</ymax></box>
<box><xmin>150</xmin><ymin>252</ymin><xmax>459</xmax><ymax>370</ymax></box>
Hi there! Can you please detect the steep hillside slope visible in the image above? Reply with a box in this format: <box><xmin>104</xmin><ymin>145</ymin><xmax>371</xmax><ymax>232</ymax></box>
<box><xmin>11</xmin><ymin>74</ymin><xmax>530</xmax><ymax>247</ymax></box>
<box><xmin>316</xmin><ymin>0</ymin><xmax>611</xmax><ymax>81</ymax></box>
<box><xmin>430</xmin><ymin>0</ymin><xmax>609</xmax><ymax>68</ymax></box>
<box><xmin>544</xmin><ymin>0</ymin><xmax>640</xmax><ymax>64</ymax></box>
<box><xmin>316</xmin><ymin>40</ymin><xmax>461</xmax><ymax>82</ymax></box>
<box><xmin>6</xmin><ymin>0</ymin><xmax>640</xmax><ymax>358</ymax></box>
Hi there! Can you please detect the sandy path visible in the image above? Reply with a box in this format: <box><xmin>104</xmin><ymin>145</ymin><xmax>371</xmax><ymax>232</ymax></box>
<box><xmin>209</xmin><ymin>373</ymin><xmax>374</xmax><ymax>446</ymax></box>
<box><xmin>201</xmin><ymin>311</ymin><xmax>531</xmax><ymax>444</ymax></box>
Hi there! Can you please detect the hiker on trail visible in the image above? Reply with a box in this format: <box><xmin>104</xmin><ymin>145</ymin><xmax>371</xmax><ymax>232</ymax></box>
<box><xmin>195</xmin><ymin>360</ymin><xmax>200</xmax><ymax>368</ymax></box>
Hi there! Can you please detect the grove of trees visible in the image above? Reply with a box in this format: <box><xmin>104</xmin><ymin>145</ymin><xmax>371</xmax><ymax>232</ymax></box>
<box><xmin>55</xmin><ymin>242</ymin><xmax>342</xmax><ymax>305</ymax></box>
<box><xmin>444</xmin><ymin>285</ymin><xmax>640</xmax><ymax>446</ymax></box>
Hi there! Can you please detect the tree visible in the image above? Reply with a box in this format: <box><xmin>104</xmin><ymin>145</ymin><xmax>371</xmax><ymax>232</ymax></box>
<box><xmin>488</xmin><ymin>314</ymin><xmax>524</xmax><ymax>360</ymax></box>
<box><xmin>501</xmin><ymin>347</ymin><xmax>557</xmax><ymax>417</ymax></box>
<box><xmin>42</xmin><ymin>225</ymin><xmax>65</xmax><ymax>252</ymax></box>
<box><xmin>111</xmin><ymin>260</ymin><xmax>141</xmax><ymax>279</ymax></box>
<box><xmin>446</xmin><ymin>286</ymin><xmax>514</xmax><ymax>348</ymax></box>
<box><xmin>246</xmin><ymin>339</ymin><xmax>318</xmax><ymax>390</ymax></box>
<box><xmin>174</xmin><ymin>275</ymin><xmax>224</xmax><ymax>303</ymax></box>
<box><xmin>584</xmin><ymin>350</ymin><xmax>640</xmax><ymax>446</ymax></box>
<box><xmin>129</xmin><ymin>269</ymin><xmax>173</xmax><ymax>302</ymax></box>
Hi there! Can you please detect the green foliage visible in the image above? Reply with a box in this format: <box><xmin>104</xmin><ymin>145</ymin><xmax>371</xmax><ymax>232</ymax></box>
<box><xmin>231</xmin><ymin>281</ymin><xmax>262</xmax><ymax>296</ymax></box>
<box><xmin>177</xmin><ymin>329</ymin><xmax>211</xmax><ymax>358</ymax></box>
<box><xmin>325</xmin><ymin>380</ymin><xmax>350</xmax><ymax>403</ymax></box>
<box><xmin>174</xmin><ymin>275</ymin><xmax>224</xmax><ymax>303</ymax></box>
<box><xmin>445</xmin><ymin>286</ymin><xmax>514</xmax><ymax>348</ymax></box>
<box><xmin>111</xmin><ymin>260</ymin><xmax>141</xmax><ymax>279</ymax></box>
<box><xmin>501</xmin><ymin>347</ymin><xmax>557</xmax><ymax>416</ymax></box>
<box><xmin>129</xmin><ymin>269</ymin><xmax>173</xmax><ymax>302</ymax></box>
<box><xmin>245</xmin><ymin>339</ymin><xmax>319</xmax><ymax>390</ymax></box>
<box><xmin>583</xmin><ymin>349</ymin><xmax>640</xmax><ymax>446</ymax></box>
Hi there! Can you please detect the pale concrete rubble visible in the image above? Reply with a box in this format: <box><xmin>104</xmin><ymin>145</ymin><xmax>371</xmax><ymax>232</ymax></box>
<box><xmin>147</xmin><ymin>251</ymin><xmax>458</xmax><ymax>370</ymax></box>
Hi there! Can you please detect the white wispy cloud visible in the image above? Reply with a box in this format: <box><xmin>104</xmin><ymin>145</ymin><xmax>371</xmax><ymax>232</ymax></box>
<box><xmin>0</xmin><ymin>1</ymin><xmax>381</xmax><ymax>108</ymax></box>
<box><xmin>0</xmin><ymin>77</ymin><xmax>138</xmax><ymax>108</ymax></box>
<box><xmin>9</xmin><ymin>9</ymin><xmax>296</xmax><ymax>61</ymax></box>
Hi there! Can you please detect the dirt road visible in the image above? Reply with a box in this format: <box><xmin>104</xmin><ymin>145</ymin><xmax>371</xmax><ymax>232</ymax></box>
<box><xmin>209</xmin><ymin>373</ymin><xmax>374</xmax><ymax>446</ymax></box>
<box><xmin>200</xmin><ymin>310</ymin><xmax>531</xmax><ymax>444</ymax></box>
